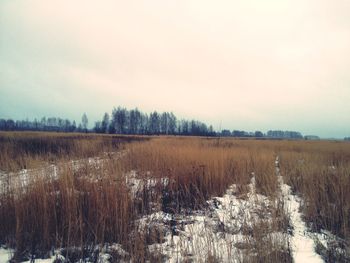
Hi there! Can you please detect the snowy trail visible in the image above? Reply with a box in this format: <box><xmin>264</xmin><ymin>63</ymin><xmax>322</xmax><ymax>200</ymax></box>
<box><xmin>276</xmin><ymin>156</ymin><xmax>324</xmax><ymax>263</ymax></box>
<box><xmin>0</xmin><ymin>151</ymin><xmax>125</xmax><ymax>193</ymax></box>
<box><xmin>281</xmin><ymin>184</ymin><xmax>323</xmax><ymax>263</ymax></box>
<box><xmin>1</xmin><ymin>155</ymin><xmax>328</xmax><ymax>262</ymax></box>
<box><xmin>139</xmin><ymin>174</ymin><xmax>291</xmax><ymax>263</ymax></box>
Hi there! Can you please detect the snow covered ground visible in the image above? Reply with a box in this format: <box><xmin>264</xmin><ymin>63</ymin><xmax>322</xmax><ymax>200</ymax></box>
<box><xmin>0</xmin><ymin>155</ymin><xmax>332</xmax><ymax>262</ymax></box>
<box><xmin>0</xmin><ymin>151</ymin><xmax>124</xmax><ymax>194</ymax></box>
<box><xmin>276</xmin><ymin>156</ymin><xmax>323</xmax><ymax>263</ymax></box>
<box><xmin>138</xmin><ymin>178</ymin><xmax>282</xmax><ymax>262</ymax></box>
<box><xmin>280</xmin><ymin>182</ymin><xmax>323</xmax><ymax>263</ymax></box>
<box><xmin>133</xmin><ymin>156</ymin><xmax>325</xmax><ymax>262</ymax></box>
<box><xmin>0</xmin><ymin>248</ymin><xmax>13</xmax><ymax>263</ymax></box>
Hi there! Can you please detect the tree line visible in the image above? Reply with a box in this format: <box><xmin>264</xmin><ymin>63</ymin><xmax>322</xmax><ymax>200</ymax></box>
<box><xmin>94</xmin><ymin>107</ymin><xmax>215</xmax><ymax>136</ymax></box>
<box><xmin>0</xmin><ymin>117</ymin><xmax>78</xmax><ymax>132</ymax></box>
<box><xmin>0</xmin><ymin>107</ymin><xmax>315</xmax><ymax>139</ymax></box>
<box><xmin>0</xmin><ymin>108</ymin><xmax>215</xmax><ymax>136</ymax></box>
<box><xmin>219</xmin><ymin>129</ymin><xmax>303</xmax><ymax>139</ymax></box>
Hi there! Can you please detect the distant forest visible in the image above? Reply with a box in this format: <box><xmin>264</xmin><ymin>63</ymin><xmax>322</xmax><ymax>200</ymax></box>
<box><xmin>0</xmin><ymin>107</ymin><xmax>215</xmax><ymax>136</ymax></box>
<box><xmin>0</xmin><ymin>106</ymin><xmax>325</xmax><ymax>139</ymax></box>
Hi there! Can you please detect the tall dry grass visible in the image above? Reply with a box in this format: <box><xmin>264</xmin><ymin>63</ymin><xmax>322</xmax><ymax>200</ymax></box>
<box><xmin>0</xmin><ymin>131</ymin><xmax>147</xmax><ymax>172</ymax></box>
<box><xmin>278</xmin><ymin>142</ymin><xmax>350</xmax><ymax>239</ymax></box>
<box><xmin>124</xmin><ymin>137</ymin><xmax>281</xmax><ymax>213</ymax></box>
<box><xmin>0</xmin><ymin>132</ymin><xmax>146</xmax><ymax>261</ymax></box>
<box><xmin>1</xmin><ymin>133</ymin><xmax>348</xmax><ymax>262</ymax></box>
<box><xmin>275</xmin><ymin>140</ymin><xmax>350</xmax><ymax>261</ymax></box>
<box><xmin>1</xmin><ymin>159</ymin><xmax>134</xmax><ymax>261</ymax></box>
<box><xmin>123</xmin><ymin>137</ymin><xmax>291</xmax><ymax>262</ymax></box>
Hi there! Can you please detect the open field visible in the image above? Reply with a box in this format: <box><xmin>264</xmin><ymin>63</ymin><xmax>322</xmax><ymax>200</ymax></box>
<box><xmin>0</xmin><ymin>132</ymin><xmax>349</xmax><ymax>262</ymax></box>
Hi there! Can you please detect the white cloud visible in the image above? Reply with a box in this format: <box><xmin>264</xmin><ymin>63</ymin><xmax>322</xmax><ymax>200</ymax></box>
<box><xmin>0</xmin><ymin>0</ymin><xmax>349</xmax><ymax>137</ymax></box>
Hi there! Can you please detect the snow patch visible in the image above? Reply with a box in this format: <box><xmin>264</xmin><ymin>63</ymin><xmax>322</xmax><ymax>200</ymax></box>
<box><xmin>138</xmin><ymin>176</ymin><xmax>289</xmax><ymax>262</ymax></box>
<box><xmin>276</xmin><ymin>156</ymin><xmax>324</xmax><ymax>263</ymax></box>
<box><xmin>0</xmin><ymin>247</ymin><xmax>13</xmax><ymax>263</ymax></box>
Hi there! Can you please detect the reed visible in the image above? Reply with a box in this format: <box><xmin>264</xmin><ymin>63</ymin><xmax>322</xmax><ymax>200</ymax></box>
<box><xmin>0</xmin><ymin>133</ymin><xmax>348</xmax><ymax>262</ymax></box>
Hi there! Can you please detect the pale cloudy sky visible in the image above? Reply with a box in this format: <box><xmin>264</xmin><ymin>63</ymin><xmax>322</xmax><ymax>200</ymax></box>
<box><xmin>0</xmin><ymin>0</ymin><xmax>349</xmax><ymax>138</ymax></box>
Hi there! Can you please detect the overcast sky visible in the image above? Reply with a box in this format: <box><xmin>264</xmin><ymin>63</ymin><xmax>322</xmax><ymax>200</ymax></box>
<box><xmin>1</xmin><ymin>0</ymin><xmax>349</xmax><ymax>138</ymax></box>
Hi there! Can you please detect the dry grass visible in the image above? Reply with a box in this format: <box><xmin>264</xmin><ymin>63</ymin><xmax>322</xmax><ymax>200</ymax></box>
<box><xmin>0</xmin><ymin>131</ymin><xmax>148</xmax><ymax>172</ymax></box>
<box><xmin>0</xmin><ymin>133</ymin><xmax>349</xmax><ymax>262</ymax></box>
<box><xmin>278</xmin><ymin>141</ymin><xmax>350</xmax><ymax>239</ymax></box>
<box><xmin>1</xmin><ymin>159</ymin><xmax>134</xmax><ymax>261</ymax></box>
<box><xmin>274</xmin><ymin>141</ymin><xmax>349</xmax><ymax>234</ymax></box>
<box><xmin>127</xmin><ymin>138</ymin><xmax>285</xmax><ymax>232</ymax></box>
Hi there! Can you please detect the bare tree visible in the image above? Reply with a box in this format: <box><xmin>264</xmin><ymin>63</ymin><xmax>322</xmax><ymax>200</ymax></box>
<box><xmin>81</xmin><ymin>113</ymin><xmax>88</xmax><ymax>133</ymax></box>
<box><xmin>101</xmin><ymin>112</ymin><xmax>109</xmax><ymax>133</ymax></box>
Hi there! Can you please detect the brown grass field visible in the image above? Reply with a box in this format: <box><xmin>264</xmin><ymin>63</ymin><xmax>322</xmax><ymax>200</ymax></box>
<box><xmin>0</xmin><ymin>132</ymin><xmax>349</xmax><ymax>262</ymax></box>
